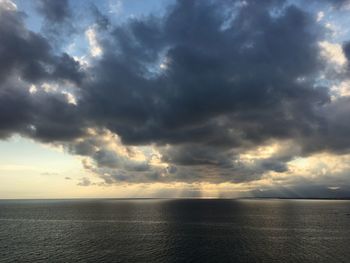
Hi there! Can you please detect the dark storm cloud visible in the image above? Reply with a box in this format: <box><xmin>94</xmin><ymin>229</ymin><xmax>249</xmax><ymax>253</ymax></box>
<box><xmin>0</xmin><ymin>3</ymin><xmax>85</xmax><ymax>140</ymax></box>
<box><xmin>35</xmin><ymin>0</ymin><xmax>76</xmax><ymax>41</ymax></box>
<box><xmin>0</xmin><ymin>5</ymin><xmax>83</xmax><ymax>84</ymax></box>
<box><xmin>2</xmin><ymin>0</ymin><xmax>350</xmax><ymax>186</ymax></box>
<box><xmin>0</xmin><ymin>8</ymin><xmax>50</xmax><ymax>83</ymax></box>
<box><xmin>299</xmin><ymin>97</ymin><xmax>350</xmax><ymax>154</ymax></box>
<box><xmin>76</xmin><ymin>0</ymin><xmax>350</xmax><ymax>183</ymax></box>
<box><xmin>36</xmin><ymin>0</ymin><xmax>71</xmax><ymax>23</ymax></box>
<box><xmin>83</xmin><ymin>0</ymin><xmax>329</xmax><ymax>151</ymax></box>
<box><xmin>343</xmin><ymin>41</ymin><xmax>350</xmax><ymax>62</ymax></box>
<box><xmin>158</xmin><ymin>143</ymin><xmax>291</xmax><ymax>183</ymax></box>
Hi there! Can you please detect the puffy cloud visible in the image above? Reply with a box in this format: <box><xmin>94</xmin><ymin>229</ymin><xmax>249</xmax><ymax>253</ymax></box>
<box><xmin>84</xmin><ymin>1</ymin><xmax>328</xmax><ymax>149</ymax></box>
<box><xmin>319</xmin><ymin>41</ymin><xmax>347</xmax><ymax>67</ymax></box>
<box><xmin>0</xmin><ymin>3</ymin><xmax>85</xmax><ymax>140</ymax></box>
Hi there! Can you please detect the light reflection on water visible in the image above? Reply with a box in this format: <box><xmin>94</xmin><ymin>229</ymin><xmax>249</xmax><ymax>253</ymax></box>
<box><xmin>0</xmin><ymin>199</ymin><xmax>349</xmax><ymax>262</ymax></box>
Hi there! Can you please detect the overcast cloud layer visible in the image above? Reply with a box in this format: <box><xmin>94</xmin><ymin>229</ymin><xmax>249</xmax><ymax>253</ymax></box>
<box><xmin>1</xmin><ymin>0</ymin><xmax>350</xmax><ymax>197</ymax></box>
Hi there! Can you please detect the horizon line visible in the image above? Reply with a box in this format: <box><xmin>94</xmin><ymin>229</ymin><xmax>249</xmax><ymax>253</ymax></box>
<box><xmin>1</xmin><ymin>197</ymin><xmax>350</xmax><ymax>201</ymax></box>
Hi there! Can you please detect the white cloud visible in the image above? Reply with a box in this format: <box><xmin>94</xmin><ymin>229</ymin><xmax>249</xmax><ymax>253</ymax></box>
<box><xmin>319</xmin><ymin>41</ymin><xmax>347</xmax><ymax>67</ymax></box>
<box><xmin>29</xmin><ymin>84</ymin><xmax>37</xmax><ymax>94</ymax></box>
<box><xmin>73</xmin><ymin>55</ymin><xmax>90</xmax><ymax>69</ymax></box>
<box><xmin>62</xmin><ymin>91</ymin><xmax>77</xmax><ymax>105</ymax></box>
<box><xmin>0</xmin><ymin>0</ymin><xmax>17</xmax><ymax>11</ymax></box>
<box><xmin>109</xmin><ymin>0</ymin><xmax>123</xmax><ymax>14</ymax></box>
<box><xmin>85</xmin><ymin>26</ymin><xmax>102</xmax><ymax>57</ymax></box>
<box><xmin>331</xmin><ymin>79</ymin><xmax>350</xmax><ymax>99</ymax></box>
<box><xmin>317</xmin><ymin>11</ymin><xmax>324</xmax><ymax>22</ymax></box>
<box><xmin>41</xmin><ymin>82</ymin><xmax>58</xmax><ymax>93</ymax></box>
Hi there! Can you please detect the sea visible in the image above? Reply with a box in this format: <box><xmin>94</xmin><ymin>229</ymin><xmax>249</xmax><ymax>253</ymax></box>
<box><xmin>0</xmin><ymin>199</ymin><xmax>349</xmax><ymax>263</ymax></box>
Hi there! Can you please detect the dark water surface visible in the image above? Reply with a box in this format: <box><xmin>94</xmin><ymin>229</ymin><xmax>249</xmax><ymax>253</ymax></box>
<box><xmin>0</xmin><ymin>199</ymin><xmax>350</xmax><ymax>262</ymax></box>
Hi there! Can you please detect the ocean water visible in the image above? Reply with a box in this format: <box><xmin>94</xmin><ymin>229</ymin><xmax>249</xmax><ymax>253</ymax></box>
<box><xmin>0</xmin><ymin>199</ymin><xmax>350</xmax><ymax>263</ymax></box>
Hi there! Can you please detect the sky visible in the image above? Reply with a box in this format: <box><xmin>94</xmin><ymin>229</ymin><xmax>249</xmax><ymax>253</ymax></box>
<box><xmin>1</xmin><ymin>0</ymin><xmax>350</xmax><ymax>199</ymax></box>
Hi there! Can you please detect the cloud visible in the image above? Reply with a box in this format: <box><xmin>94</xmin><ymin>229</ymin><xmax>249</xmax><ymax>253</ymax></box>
<box><xmin>90</xmin><ymin>4</ymin><xmax>111</xmax><ymax>30</ymax></box>
<box><xmin>317</xmin><ymin>0</ymin><xmax>350</xmax><ymax>9</ymax></box>
<box><xmin>0</xmin><ymin>3</ymin><xmax>85</xmax><ymax>140</ymax></box>
<box><xmin>84</xmin><ymin>1</ymin><xmax>327</xmax><ymax>148</ymax></box>
<box><xmin>2</xmin><ymin>0</ymin><xmax>350</xmax><ymax>195</ymax></box>
<box><xmin>0</xmin><ymin>0</ymin><xmax>16</xmax><ymax>11</ymax></box>
<box><xmin>77</xmin><ymin>177</ymin><xmax>92</xmax><ymax>186</ymax></box>
<box><xmin>36</xmin><ymin>0</ymin><xmax>71</xmax><ymax>23</ymax></box>
<box><xmin>35</xmin><ymin>0</ymin><xmax>76</xmax><ymax>41</ymax></box>
<box><xmin>343</xmin><ymin>41</ymin><xmax>350</xmax><ymax>61</ymax></box>
<box><xmin>85</xmin><ymin>26</ymin><xmax>103</xmax><ymax>57</ymax></box>
<box><xmin>317</xmin><ymin>11</ymin><xmax>324</xmax><ymax>22</ymax></box>
<box><xmin>0</xmin><ymin>5</ymin><xmax>83</xmax><ymax>84</ymax></box>
<box><xmin>319</xmin><ymin>41</ymin><xmax>347</xmax><ymax>67</ymax></box>
<box><xmin>41</xmin><ymin>172</ymin><xmax>59</xmax><ymax>176</ymax></box>
<box><xmin>109</xmin><ymin>0</ymin><xmax>123</xmax><ymax>14</ymax></box>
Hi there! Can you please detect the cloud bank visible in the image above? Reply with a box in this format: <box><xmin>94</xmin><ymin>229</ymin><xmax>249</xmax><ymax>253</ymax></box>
<box><xmin>1</xmin><ymin>0</ymin><xmax>350</xmax><ymax>197</ymax></box>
